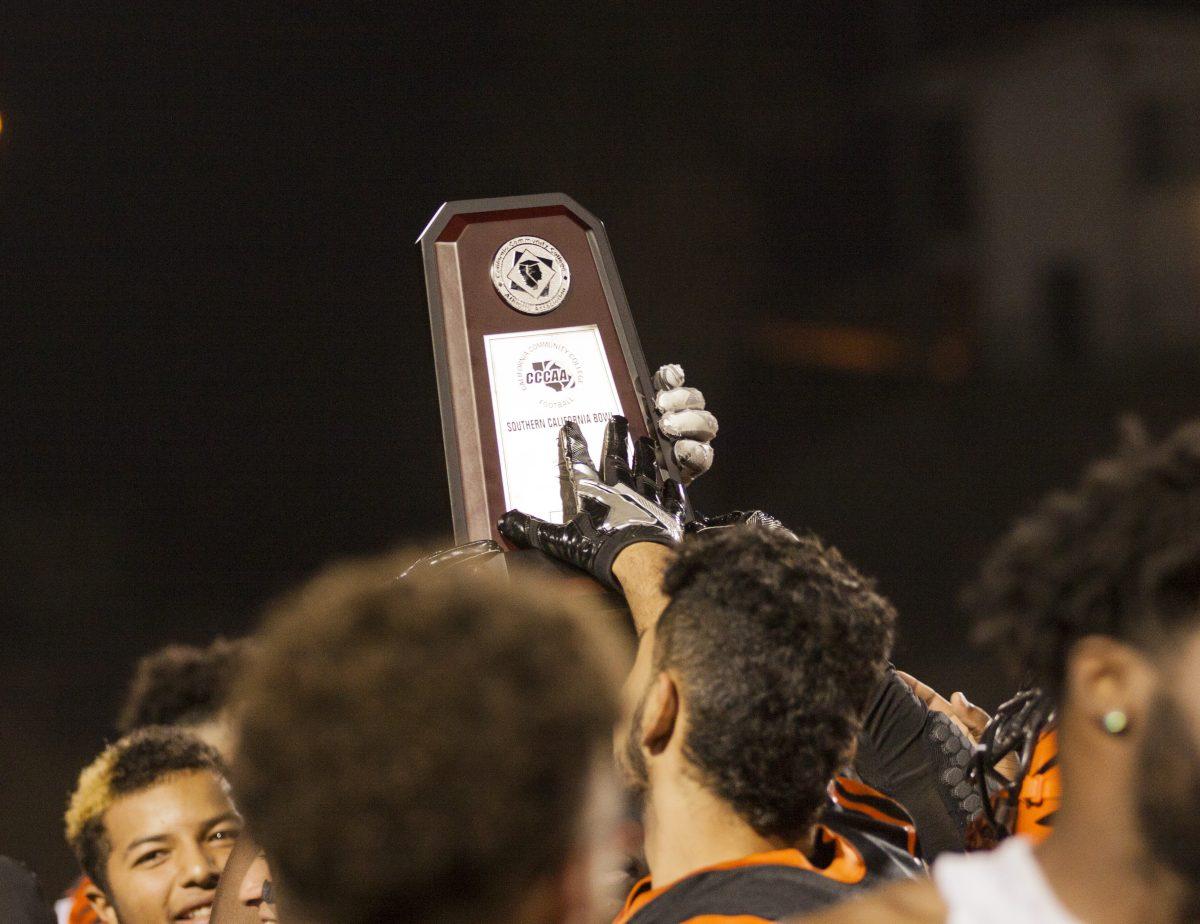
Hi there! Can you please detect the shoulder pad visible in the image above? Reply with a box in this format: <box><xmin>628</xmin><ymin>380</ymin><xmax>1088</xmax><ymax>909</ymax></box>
<box><xmin>826</xmin><ymin>776</ymin><xmax>924</xmax><ymax>872</ymax></box>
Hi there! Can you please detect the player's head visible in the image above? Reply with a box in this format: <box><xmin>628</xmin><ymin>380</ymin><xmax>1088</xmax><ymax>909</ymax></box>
<box><xmin>117</xmin><ymin>638</ymin><xmax>246</xmax><ymax>759</ymax></box>
<box><xmin>967</xmin><ymin>419</ymin><xmax>1200</xmax><ymax>885</ymax></box>
<box><xmin>236</xmin><ymin>850</ymin><xmax>278</xmax><ymax>924</ymax></box>
<box><xmin>619</xmin><ymin>525</ymin><xmax>895</xmax><ymax>842</ymax></box>
<box><xmin>65</xmin><ymin>727</ymin><xmax>240</xmax><ymax>924</ymax></box>
<box><xmin>232</xmin><ymin>551</ymin><xmax>627</xmax><ymax>924</ymax></box>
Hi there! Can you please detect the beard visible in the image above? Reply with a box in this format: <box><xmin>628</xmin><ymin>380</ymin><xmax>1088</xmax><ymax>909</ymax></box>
<box><xmin>1135</xmin><ymin>691</ymin><xmax>1200</xmax><ymax>889</ymax></box>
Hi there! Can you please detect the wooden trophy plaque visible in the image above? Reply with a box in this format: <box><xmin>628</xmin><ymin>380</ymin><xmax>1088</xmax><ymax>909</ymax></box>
<box><xmin>418</xmin><ymin>193</ymin><xmax>675</xmax><ymax>548</ymax></box>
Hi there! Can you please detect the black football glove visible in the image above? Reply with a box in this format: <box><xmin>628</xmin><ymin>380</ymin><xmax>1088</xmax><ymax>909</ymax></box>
<box><xmin>498</xmin><ymin>417</ymin><xmax>686</xmax><ymax>590</ymax></box>
<box><xmin>688</xmin><ymin>509</ymin><xmax>798</xmax><ymax>539</ymax></box>
<box><xmin>853</xmin><ymin>666</ymin><xmax>984</xmax><ymax>860</ymax></box>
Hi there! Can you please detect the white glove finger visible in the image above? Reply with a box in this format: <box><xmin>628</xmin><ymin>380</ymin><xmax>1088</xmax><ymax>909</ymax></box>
<box><xmin>660</xmin><ymin>409</ymin><xmax>718</xmax><ymax>442</ymax></box>
<box><xmin>655</xmin><ymin>386</ymin><xmax>706</xmax><ymax>414</ymax></box>
<box><xmin>653</xmin><ymin>364</ymin><xmax>686</xmax><ymax>391</ymax></box>
<box><xmin>674</xmin><ymin>440</ymin><xmax>713</xmax><ymax>482</ymax></box>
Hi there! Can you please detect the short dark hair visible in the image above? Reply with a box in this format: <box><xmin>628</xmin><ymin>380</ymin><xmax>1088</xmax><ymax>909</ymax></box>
<box><xmin>65</xmin><ymin>727</ymin><xmax>227</xmax><ymax>894</ymax></box>
<box><xmin>117</xmin><ymin>637</ymin><xmax>245</xmax><ymax>733</ymax></box>
<box><xmin>967</xmin><ymin>419</ymin><xmax>1200</xmax><ymax>697</ymax></box>
<box><xmin>657</xmin><ymin>525</ymin><xmax>896</xmax><ymax>841</ymax></box>
<box><xmin>233</xmin><ymin>551</ymin><xmax>625</xmax><ymax>924</ymax></box>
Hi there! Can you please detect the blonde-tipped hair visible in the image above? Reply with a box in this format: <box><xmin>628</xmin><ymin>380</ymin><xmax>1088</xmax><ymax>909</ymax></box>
<box><xmin>63</xmin><ymin>727</ymin><xmax>226</xmax><ymax>892</ymax></box>
<box><xmin>64</xmin><ymin>741</ymin><xmax>122</xmax><ymax>848</ymax></box>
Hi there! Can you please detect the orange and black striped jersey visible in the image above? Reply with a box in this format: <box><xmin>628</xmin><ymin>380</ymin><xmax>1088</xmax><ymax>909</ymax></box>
<box><xmin>613</xmin><ymin>779</ymin><xmax>924</xmax><ymax>923</ymax></box>
<box><xmin>63</xmin><ymin>877</ymin><xmax>100</xmax><ymax>924</ymax></box>
<box><xmin>826</xmin><ymin>776</ymin><xmax>920</xmax><ymax>857</ymax></box>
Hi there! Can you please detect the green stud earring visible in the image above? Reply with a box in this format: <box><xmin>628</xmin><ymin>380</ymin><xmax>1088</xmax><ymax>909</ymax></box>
<box><xmin>1102</xmin><ymin>709</ymin><xmax>1129</xmax><ymax>735</ymax></box>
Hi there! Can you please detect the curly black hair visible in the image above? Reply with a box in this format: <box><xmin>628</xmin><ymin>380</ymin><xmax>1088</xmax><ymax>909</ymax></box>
<box><xmin>65</xmin><ymin>727</ymin><xmax>227</xmax><ymax>895</ymax></box>
<box><xmin>656</xmin><ymin>524</ymin><xmax>896</xmax><ymax>842</ymax></box>
<box><xmin>966</xmin><ymin>419</ymin><xmax>1200</xmax><ymax>697</ymax></box>
<box><xmin>116</xmin><ymin>637</ymin><xmax>246</xmax><ymax>733</ymax></box>
<box><xmin>232</xmin><ymin>550</ymin><xmax>626</xmax><ymax>924</ymax></box>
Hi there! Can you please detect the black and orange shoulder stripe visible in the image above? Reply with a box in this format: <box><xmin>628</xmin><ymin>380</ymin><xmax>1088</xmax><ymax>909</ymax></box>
<box><xmin>828</xmin><ymin>776</ymin><xmax>919</xmax><ymax>857</ymax></box>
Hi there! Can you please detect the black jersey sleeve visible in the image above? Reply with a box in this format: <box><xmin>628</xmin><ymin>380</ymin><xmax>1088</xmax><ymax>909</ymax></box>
<box><xmin>852</xmin><ymin>666</ymin><xmax>984</xmax><ymax>860</ymax></box>
<box><xmin>0</xmin><ymin>857</ymin><xmax>54</xmax><ymax>924</ymax></box>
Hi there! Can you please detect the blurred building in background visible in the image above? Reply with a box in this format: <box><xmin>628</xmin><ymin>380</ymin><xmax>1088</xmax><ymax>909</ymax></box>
<box><xmin>893</xmin><ymin>9</ymin><xmax>1200</xmax><ymax>372</ymax></box>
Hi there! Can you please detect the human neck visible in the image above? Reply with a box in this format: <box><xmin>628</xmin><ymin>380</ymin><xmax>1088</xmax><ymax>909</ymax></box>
<box><xmin>1036</xmin><ymin>752</ymin><xmax>1188</xmax><ymax>923</ymax></box>
<box><xmin>642</xmin><ymin>772</ymin><xmax>797</xmax><ymax>888</ymax></box>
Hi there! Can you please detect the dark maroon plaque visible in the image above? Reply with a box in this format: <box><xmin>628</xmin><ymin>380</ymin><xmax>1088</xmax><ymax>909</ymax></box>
<box><xmin>418</xmin><ymin>193</ymin><xmax>675</xmax><ymax>546</ymax></box>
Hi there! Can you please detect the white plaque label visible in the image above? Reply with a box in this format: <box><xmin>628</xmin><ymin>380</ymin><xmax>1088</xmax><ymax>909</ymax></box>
<box><xmin>484</xmin><ymin>324</ymin><xmax>624</xmax><ymax>523</ymax></box>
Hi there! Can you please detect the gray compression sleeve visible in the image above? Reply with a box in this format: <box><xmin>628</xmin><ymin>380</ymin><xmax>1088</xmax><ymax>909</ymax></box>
<box><xmin>853</xmin><ymin>667</ymin><xmax>984</xmax><ymax>860</ymax></box>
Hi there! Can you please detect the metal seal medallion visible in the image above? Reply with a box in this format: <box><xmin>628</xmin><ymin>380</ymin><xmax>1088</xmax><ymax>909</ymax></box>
<box><xmin>490</xmin><ymin>236</ymin><xmax>571</xmax><ymax>315</ymax></box>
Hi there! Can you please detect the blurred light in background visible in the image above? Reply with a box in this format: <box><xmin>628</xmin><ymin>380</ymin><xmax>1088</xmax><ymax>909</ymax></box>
<box><xmin>759</xmin><ymin>321</ymin><xmax>972</xmax><ymax>382</ymax></box>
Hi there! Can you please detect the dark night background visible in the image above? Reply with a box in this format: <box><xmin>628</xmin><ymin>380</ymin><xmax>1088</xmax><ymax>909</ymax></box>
<box><xmin>4</xmin><ymin>2</ymin><xmax>1200</xmax><ymax>893</ymax></box>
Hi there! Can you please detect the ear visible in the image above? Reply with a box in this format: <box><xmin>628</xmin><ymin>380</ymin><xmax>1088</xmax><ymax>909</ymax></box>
<box><xmin>641</xmin><ymin>672</ymin><xmax>680</xmax><ymax>755</ymax></box>
<box><xmin>86</xmin><ymin>881</ymin><xmax>120</xmax><ymax>924</ymax></box>
<box><xmin>1065</xmin><ymin>635</ymin><xmax>1156</xmax><ymax>737</ymax></box>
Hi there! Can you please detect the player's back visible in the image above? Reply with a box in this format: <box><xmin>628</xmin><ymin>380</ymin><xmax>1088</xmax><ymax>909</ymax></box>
<box><xmin>615</xmin><ymin>780</ymin><xmax>925</xmax><ymax>924</ymax></box>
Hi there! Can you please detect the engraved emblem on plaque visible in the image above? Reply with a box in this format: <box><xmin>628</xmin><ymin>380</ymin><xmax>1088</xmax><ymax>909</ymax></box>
<box><xmin>490</xmin><ymin>236</ymin><xmax>571</xmax><ymax>314</ymax></box>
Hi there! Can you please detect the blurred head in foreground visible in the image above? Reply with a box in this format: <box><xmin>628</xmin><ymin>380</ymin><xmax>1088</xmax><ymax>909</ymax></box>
<box><xmin>968</xmin><ymin>419</ymin><xmax>1200</xmax><ymax>892</ymax></box>
<box><xmin>64</xmin><ymin>727</ymin><xmax>241</xmax><ymax>924</ymax></box>
<box><xmin>232</xmin><ymin>550</ymin><xmax>628</xmax><ymax>924</ymax></box>
<box><xmin>799</xmin><ymin>422</ymin><xmax>1200</xmax><ymax>924</ymax></box>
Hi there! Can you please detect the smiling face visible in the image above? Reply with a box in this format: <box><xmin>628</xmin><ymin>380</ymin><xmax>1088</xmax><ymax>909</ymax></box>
<box><xmin>87</xmin><ymin>769</ymin><xmax>241</xmax><ymax>924</ymax></box>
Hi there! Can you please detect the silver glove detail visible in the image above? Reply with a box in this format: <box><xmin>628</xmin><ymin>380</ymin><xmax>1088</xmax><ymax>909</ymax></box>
<box><xmin>652</xmin><ymin>364</ymin><xmax>686</xmax><ymax>390</ymax></box>
<box><xmin>563</xmin><ymin>429</ymin><xmax>685</xmax><ymax>542</ymax></box>
<box><xmin>654</xmin><ymin>386</ymin><xmax>706</xmax><ymax>414</ymax></box>
<box><xmin>652</xmin><ymin>364</ymin><xmax>718</xmax><ymax>483</ymax></box>
<box><xmin>659</xmin><ymin>408</ymin><xmax>719</xmax><ymax>442</ymax></box>
<box><xmin>674</xmin><ymin>440</ymin><xmax>714</xmax><ymax>478</ymax></box>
